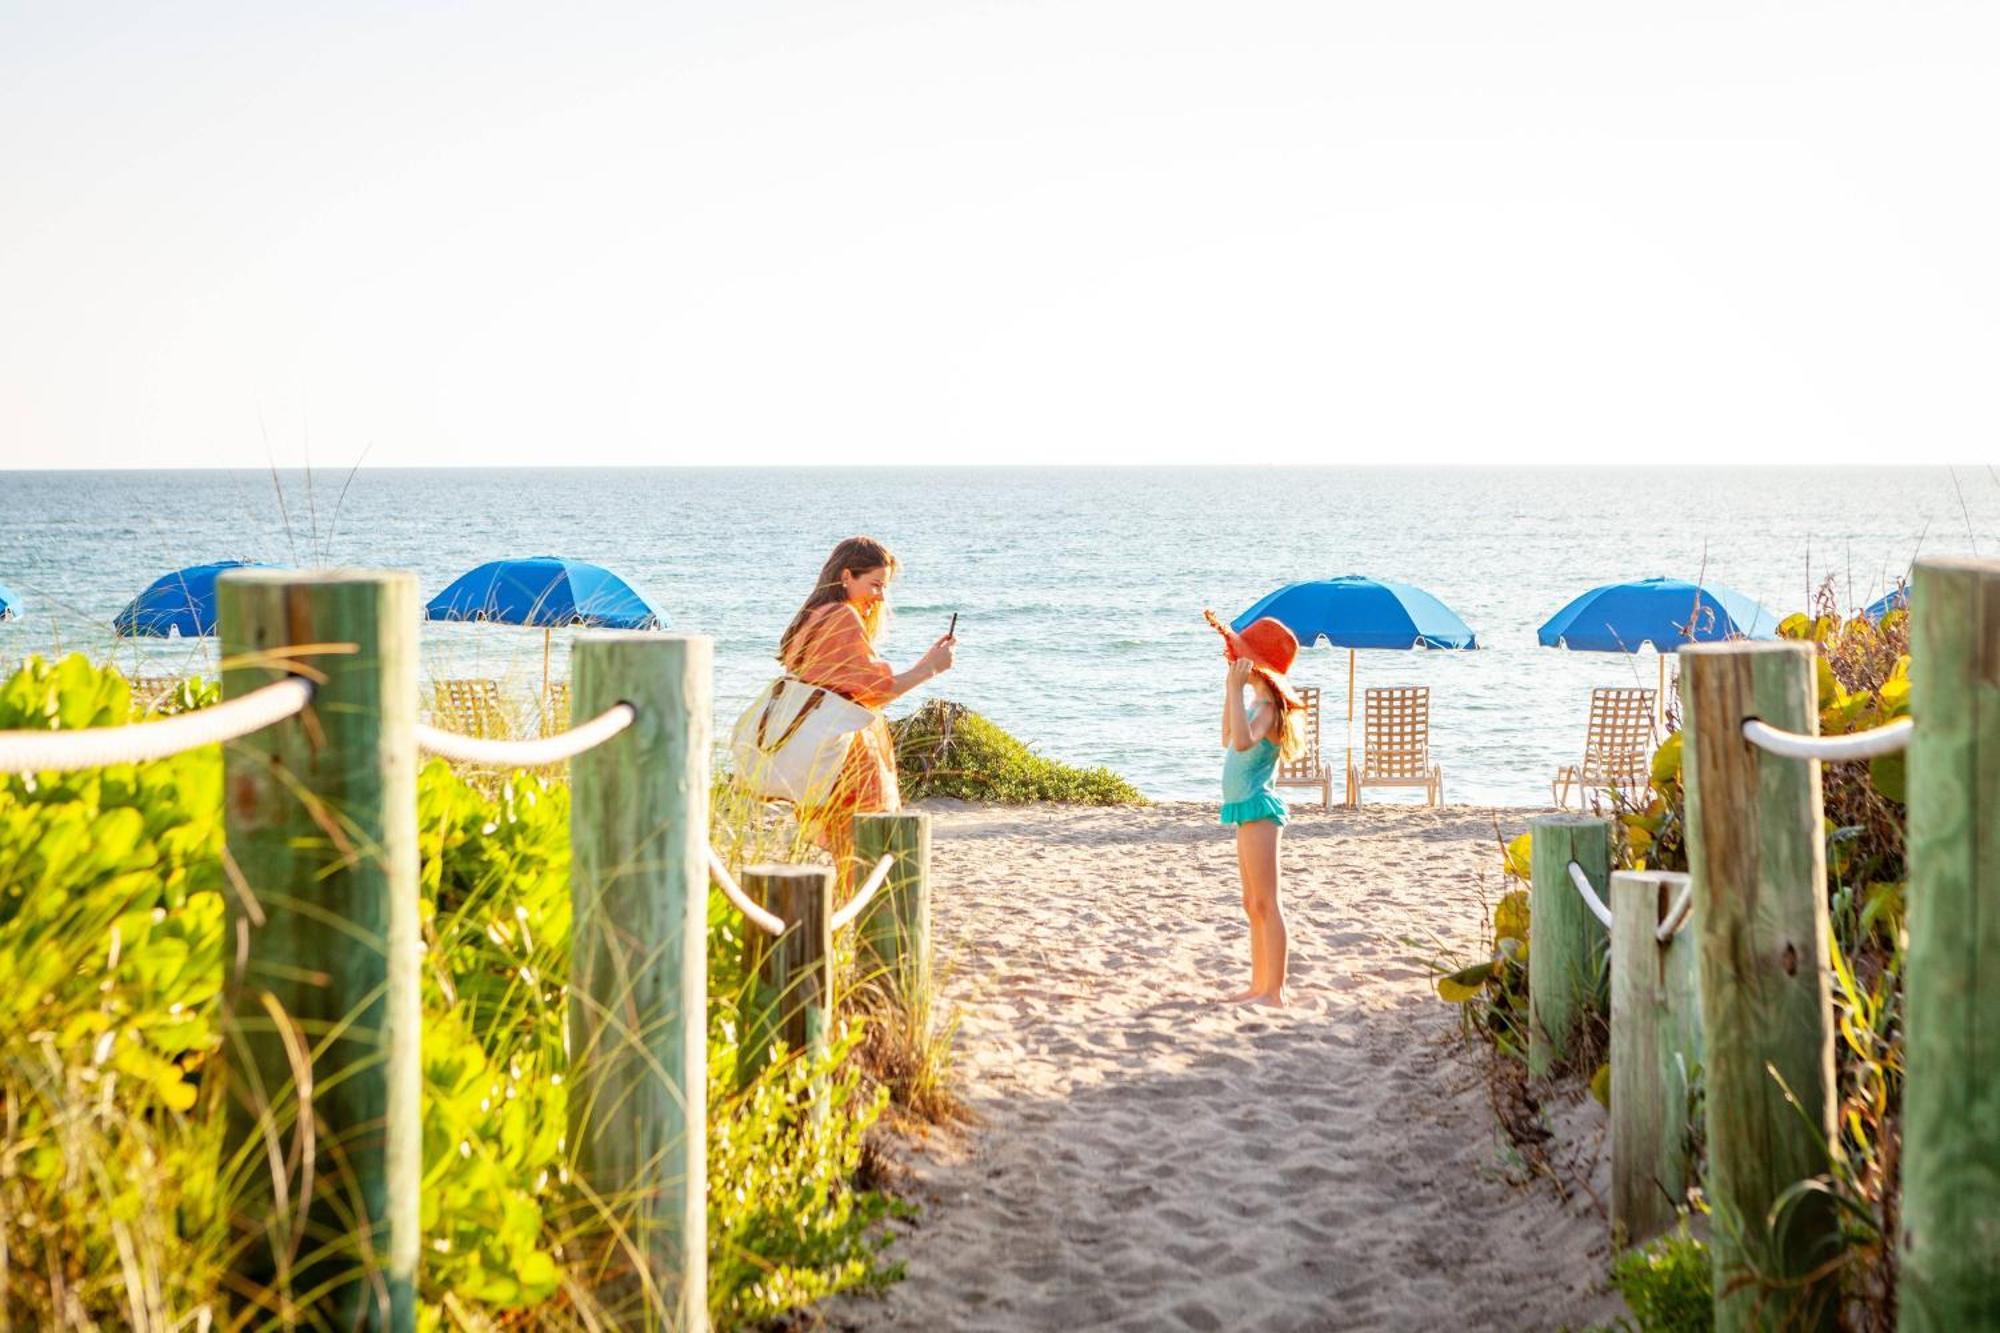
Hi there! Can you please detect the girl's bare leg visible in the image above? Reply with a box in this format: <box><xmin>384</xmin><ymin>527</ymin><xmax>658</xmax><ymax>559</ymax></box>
<box><xmin>1236</xmin><ymin>820</ymin><xmax>1286</xmax><ymax>1006</ymax></box>
<box><xmin>1221</xmin><ymin>825</ymin><xmax>1266</xmax><ymax>1001</ymax></box>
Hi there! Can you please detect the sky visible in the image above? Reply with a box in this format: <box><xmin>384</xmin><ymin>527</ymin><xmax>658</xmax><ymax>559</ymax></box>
<box><xmin>1</xmin><ymin>1</ymin><xmax>1995</xmax><ymax>470</ymax></box>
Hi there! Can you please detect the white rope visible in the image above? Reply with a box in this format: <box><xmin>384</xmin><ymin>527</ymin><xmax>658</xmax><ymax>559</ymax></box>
<box><xmin>1740</xmin><ymin>717</ymin><xmax>1912</xmax><ymax>762</ymax></box>
<box><xmin>829</xmin><ymin>855</ymin><xmax>897</xmax><ymax>934</ymax></box>
<box><xmin>1656</xmin><ymin>879</ymin><xmax>1696</xmax><ymax>943</ymax></box>
<box><xmin>1567</xmin><ymin>860</ymin><xmax>1614</xmax><ymax>929</ymax></box>
<box><xmin>0</xmin><ymin>679</ymin><xmax>313</xmax><ymax>774</ymax></box>
<box><xmin>416</xmin><ymin>703</ymin><xmax>635</xmax><ymax>766</ymax></box>
<box><xmin>707</xmin><ymin>848</ymin><xmax>787</xmax><ymax>936</ymax></box>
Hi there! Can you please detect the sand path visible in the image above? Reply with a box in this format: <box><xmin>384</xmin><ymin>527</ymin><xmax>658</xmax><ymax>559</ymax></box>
<box><xmin>836</xmin><ymin>802</ymin><xmax>1620</xmax><ymax>1332</ymax></box>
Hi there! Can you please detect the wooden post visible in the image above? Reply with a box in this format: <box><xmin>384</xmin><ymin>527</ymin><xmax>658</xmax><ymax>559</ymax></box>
<box><xmin>1680</xmin><ymin>641</ymin><xmax>1838</xmax><ymax>1332</ymax></box>
<box><xmin>739</xmin><ymin>865</ymin><xmax>835</xmax><ymax>1085</ymax></box>
<box><xmin>567</xmin><ymin>632</ymin><xmax>710</xmax><ymax>1331</ymax></box>
<box><xmin>1901</xmin><ymin>558</ymin><xmax>2000</xmax><ymax>1331</ymax></box>
<box><xmin>1609</xmin><ymin>870</ymin><xmax>1702</xmax><ymax>1249</ymax></box>
<box><xmin>1528</xmin><ymin>814</ymin><xmax>1613</xmax><ymax>1078</ymax></box>
<box><xmin>852</xmin><ymin>812</ymin><xmax>931</xmax><ymax>1004</ymax></box>
<box><xmin>216</xmin><ymin>570</ymin><xmax>421</xmax><ymax>1331</ymax></box>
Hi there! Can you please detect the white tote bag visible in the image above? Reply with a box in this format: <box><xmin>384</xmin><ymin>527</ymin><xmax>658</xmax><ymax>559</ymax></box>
<box><xmin>730</xmin><ymin>675</ymin><xmax>878</xmax><ymax>806</ymax></box>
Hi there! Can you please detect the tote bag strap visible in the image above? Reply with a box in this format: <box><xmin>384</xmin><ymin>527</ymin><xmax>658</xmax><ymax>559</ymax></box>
<box><xmin>758</xmin><ymin>684</ymin><xmax>829</xmax><ymax>752</ymax></box>
<box><xmin>755</xmin><ymin>604</ymin><xmax>863</xmax><ymax>752</ymax></box>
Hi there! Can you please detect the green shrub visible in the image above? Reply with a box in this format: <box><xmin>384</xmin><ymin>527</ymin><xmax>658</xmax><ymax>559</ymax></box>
<box><xmin>0</xmin><ymin>655</ymin><xmax>903</xmax><ymax>1329</ymax></box>
<box><xmin>1457</xmin><ymin>585</ymin><xmax>1912</xmax><ymax>1325</ymax></box>
<box><xmin>1434</xmin><ymin>832</ymin><xmax>1534</xmax><ymax>1060</ymax></box>
<box><xmin>892</xmin><ymin>699</ymin><xmax>1143</xmax><ymax>805</ymax></box>
<box><xmin>707</xmin><ymin>1026</ymin><xmax>905</xmax><ymax>1326</ymax></box>
<box><xmin>0</xmin><ymin>655</ymin><xmax>230</xmax><ymax>1318</ymax></box>
<box><xmin>1606</xmin><ymin>1227</ymin><xmax>1713</xmax><ymax>1332</ymax></box>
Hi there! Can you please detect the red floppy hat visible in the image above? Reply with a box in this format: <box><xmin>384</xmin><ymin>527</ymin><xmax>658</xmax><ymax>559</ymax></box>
<box><xmin>1212</xmin><ymin>613</ymin><xmax>1304</xmax><ymax>707</ymax></box>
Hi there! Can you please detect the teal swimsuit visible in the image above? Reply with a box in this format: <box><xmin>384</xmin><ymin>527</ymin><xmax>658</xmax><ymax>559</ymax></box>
<box><xmin>1220</xmin><ymin>707</ymin><xmax>1287</xmax><ymax>827</ymax></box>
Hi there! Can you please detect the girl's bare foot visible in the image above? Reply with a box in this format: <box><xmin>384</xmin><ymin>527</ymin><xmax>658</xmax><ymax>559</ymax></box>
<box><xmin>1246</xmin><ymin>990</ymin><xmax>1285</xmax><ymax>1008</ymax></box>
<box><xmin>1220</xmin><ymin>986</ymin><xmax>1262</xmax><ymax>1004</ymax></box>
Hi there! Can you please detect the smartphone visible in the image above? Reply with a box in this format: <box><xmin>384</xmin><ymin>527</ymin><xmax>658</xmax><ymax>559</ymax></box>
<box><xmin>947</xmin><ymin>612</ymin><xmax>958</xmax><ymax>639</ymax></box>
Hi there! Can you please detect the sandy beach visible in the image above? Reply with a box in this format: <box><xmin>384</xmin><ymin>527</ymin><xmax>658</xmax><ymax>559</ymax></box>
<box><xmin>836</xmin><ymin>801</ymin><xmax>1622</xmax><ymax>1333</ymax></box>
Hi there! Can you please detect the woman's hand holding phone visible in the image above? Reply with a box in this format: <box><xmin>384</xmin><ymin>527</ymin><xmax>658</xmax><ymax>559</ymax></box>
<box><xmin>922</xmin><ymin>624</ymin><xmax>957</xmax><ymax>679</ymax></box>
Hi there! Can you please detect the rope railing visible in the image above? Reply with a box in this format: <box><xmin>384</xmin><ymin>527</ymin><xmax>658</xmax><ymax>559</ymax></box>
<box><xmin>1656</xmin><ymin>879</ymin><xmax>1695</xmax><ymax>943</ymax></box>
<box><xmin>1741</xmin><ymin>716</ymin><xmax>1913</xmax><ymax>762</ymax></box>
<box><xmin>1568</xmin><ymin>859</ymin><xmax>1614</xmax><ymax>929</ymax></box>
<box><xmin>707</xmin><ymin>848</ymin><xmax>787</xmax><ymax>937</ymax></box>
<box><xmin>829</xmin><ymin>854</ymin><xmax>897</xmax><ymax>934</ymax></box>
<box><xmin>415</xmin><ymin>703</ymin><xmax>636</xmax><ymax>767</ymax></box>
<box><xmin>0</xmin><ymin>679</ymin><xmax>314</xmax><ymax>774</ymax></box>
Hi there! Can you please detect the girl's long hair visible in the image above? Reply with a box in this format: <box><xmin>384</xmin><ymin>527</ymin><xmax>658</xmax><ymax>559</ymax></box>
<box><xmin>779</xmin><ymin>536</ymin><xmax>899</xmax><ymax>664</ymax></box>
<box><xmin>1257</xmin><ymin>675</ymin><xmax>1309</xmax><ymax>764</ymax></box>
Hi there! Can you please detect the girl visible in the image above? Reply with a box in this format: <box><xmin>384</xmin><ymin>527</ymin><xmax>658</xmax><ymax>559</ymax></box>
<box><xmin>1212</xmin><ymin>614</ymin><xmax>1307</xmax><ymax>1007</ymax></box>
<box><xmin>779</xmin><ymin>536</ymin><xmax>956</xmax><ymax>886</ymax></box>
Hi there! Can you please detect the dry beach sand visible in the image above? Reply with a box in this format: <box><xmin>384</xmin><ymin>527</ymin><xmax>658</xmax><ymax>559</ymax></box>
<box><xmin>835</xmin><ymin>802</ymin><xmax>1623</xmax><ymax>1333</ymax></box>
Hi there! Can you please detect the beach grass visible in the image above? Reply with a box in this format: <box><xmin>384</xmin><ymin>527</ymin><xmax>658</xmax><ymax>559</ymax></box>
<box><xmin>0</xmin><ymin>653</ymin><xmax>914</xmax><ymax>1329</ymax></box>
<box><xmin>892</xmin><ymin>699</ymin><xmax>1145</xmax><ymax>806</ymax></box>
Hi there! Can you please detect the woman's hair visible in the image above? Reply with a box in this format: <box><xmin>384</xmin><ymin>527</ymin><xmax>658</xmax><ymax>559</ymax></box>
<box><xmin>779</xmin><ymin>536</ymin><xmax>900</xmax><ymax>664</ymax></box>
<box><xmin>1254</xmin><ymin>674</ymin><xmax>1308</xmax><ymax>764</ymax></box>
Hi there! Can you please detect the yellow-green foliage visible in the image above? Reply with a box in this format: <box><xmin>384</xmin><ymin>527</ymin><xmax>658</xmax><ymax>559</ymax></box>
<box><xmin>707</xmin><ymin>1026</ymin><xmax>903</xmax><ymax>1326</ymax></box>
<box><xmin>0</xmin><ymin>656</ymin><xmax>230</xmax><ymax>1317</ymax></box>
<box><xmin>1435</xmin><ymin>833</ymin><xmax>1533</xmax><ymax>1059</ymax></box>
<box><xmin>1463</xmin><ymin>590</ymin><xmax>1913</xmax><ymax>1325</ymax></box>
<box><xmin>892</xmin><ymin>699</ymin><xmax>1143</xmax><ymax>805</ymax></box>
<box><xmin>0</xmin><ymin>655</ymin><xmax>900</xmax><ymax>1329</ymax></box>
<box><xmin>1603</xmin><ymin>1226</ymin><xmax>1713</xmax><ymax>1332</ymax></box>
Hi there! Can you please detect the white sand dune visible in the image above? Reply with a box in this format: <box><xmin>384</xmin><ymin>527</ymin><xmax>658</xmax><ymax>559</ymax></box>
<box><xmin>835</xmin><ymin>801</ymin><xmax>1621</xmax><ymax>1333</ymax></box>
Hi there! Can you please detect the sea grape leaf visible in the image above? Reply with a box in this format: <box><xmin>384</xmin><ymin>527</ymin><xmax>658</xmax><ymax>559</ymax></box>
<box><xmin>1870</xmin><ymin>752</ymin><xmax>1907</xmax><ymax>805</ymax></box>
<box><xmin>1650</xmin><ymin>732</ymin><xmax>1683</xmax><ymax>786</ymax></box>
<box><xmin>1437</xmin><ymin>962</ymin><xmax>1495</xmax><ymax>1003</ymax></box>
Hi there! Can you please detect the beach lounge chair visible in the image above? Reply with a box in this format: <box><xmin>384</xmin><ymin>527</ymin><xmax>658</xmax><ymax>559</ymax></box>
<box><xmin>1273</xmin><ymin>685</ymin><xmax>1333</xmax><ymax>808</ymax></box>
<box><xmin>539</xmin><ymin>681</ymin><xmax>571</xmax><ymax>738</ymax></box>
<box><xmin>1552</xmin><ymin>687</ymin><xmax>1656</xmax><ymax>809</ymax></box>
<box><xmin>128</xmin><ymin>675</ymin><xmax>188</xmax><ymax>715</ymax></box>
<box><xmin>1345</xmin><ymin>686</ymin><xmax>1442</xmax><ymax>807</ymax></box>
<box><xmin>430</xmin><ymin>678</ymin><xmax>511</xmax><ymax>738</ymax></box>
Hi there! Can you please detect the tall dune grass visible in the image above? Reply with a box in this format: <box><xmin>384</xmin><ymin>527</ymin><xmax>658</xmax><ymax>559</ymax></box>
<box><xmin>0</xmin><ymin>655</ymin><xmax>920</xmax><ymax>1329</ymax></box>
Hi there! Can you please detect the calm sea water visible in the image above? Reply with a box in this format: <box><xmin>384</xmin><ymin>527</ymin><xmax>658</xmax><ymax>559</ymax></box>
<box><xmin>0</xmin><ymin>467</ymin><xmax>1988</xmax><ymax>806</ymax></box>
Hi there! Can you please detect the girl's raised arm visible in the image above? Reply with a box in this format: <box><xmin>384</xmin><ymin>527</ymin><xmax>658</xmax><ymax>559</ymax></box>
<box><xmin>1224</xmin><ymin>658</ymin><xmax>1261</xmax><ymax>751</ymax></box>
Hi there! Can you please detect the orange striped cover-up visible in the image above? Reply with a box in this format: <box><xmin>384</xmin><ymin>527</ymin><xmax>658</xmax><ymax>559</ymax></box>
<box><xmin>782</xmin><ymin>601</ymin><xmax>903</xmax><ymax>825</ymax></box>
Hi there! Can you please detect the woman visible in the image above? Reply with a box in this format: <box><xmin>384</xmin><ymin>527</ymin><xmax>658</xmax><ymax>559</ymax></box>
<box><xmin>779</xmin><ymin>536</ymin><xmax>956</xmax><ymax>882</ymax></box>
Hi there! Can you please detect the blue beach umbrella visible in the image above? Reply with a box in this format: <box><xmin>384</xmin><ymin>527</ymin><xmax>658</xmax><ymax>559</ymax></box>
<box><xmin>1537</xmin><ymin>576</ymin><xmax>1777</xmax><ymax>652</ymax></box>
<box><xmin>1231</xmin><ymin>575</ymin><xmax>1480</xmax><ymax>800</ymax></box>
<box><xmin>0</xmin><ymin>583</ymin><xmax>18</xmax><ymax>621</ymax></box>
<box><xmin>1233</xmin><ymin>576</ymin><xmax>1479</xmax><ymax>651</ymax></box>
<box><xmin>1862</xmin><ymin>586</ymin><xmax>1908</xmax><ymax>622</ymax></box>
<box><xmin>1536</xmin><ymin>575</ymin><xmax>1780</xmax><ymax>706</ymax></box>
<box><xmin>114</xmin><ymin>561</ymin><xmax>270</xmax><ymax>638</ymax></box>
<box><xmin>425</xmin><ymin>555</ymin><xmax>664</xmax><ymax>693</ymax></box>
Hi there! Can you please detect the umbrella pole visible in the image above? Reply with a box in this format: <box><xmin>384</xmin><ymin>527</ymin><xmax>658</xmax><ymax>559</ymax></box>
<box><xmin>1658</xmin><ymin>653</ymin><xmax>1667</xmax><ymax>731</ymax></box>
<box><xmin>1345</xmin><ymin>648</ymin><xmax>1357</xmax><ymax>807</ymax></box>
<box><xmin>543</xmin><ymin>628</ymin><xmax>552</xmax><ymax>706</ymax></box>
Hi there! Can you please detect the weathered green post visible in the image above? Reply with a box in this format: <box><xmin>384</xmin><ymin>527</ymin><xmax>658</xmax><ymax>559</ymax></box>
<box><xmin>1609</xmin><ymin>869</ymin><xmax>1702</xmax><ymax>1249</ymax></box>
<box><xmin>852</xmin><ymin>811</ymin><xmax>931</xmax><ymax>1003</ymax></box>
<box><xmin>1528</xmin><ymin>815</ymin><xmax>1613</xmax><ymax>1078</ymax></box>
<box><xmin>1902</xmin><ymin>557</ymin><xmax>2000</xmax><ymax>1332</ymax></box>
<box><xmin>739</xmin><ymin>865</ymin><xmax>835</xmax><ymax>1083</ymax></box>
<box><xmin>1680</xmin><ymin>640</ymin><xmax>1838</xmax><ymax>1331</ymax></box>
<box><xmin>567</xmin><ymin>632</ymin><xmax>710</xmax><ymax>1331</ymax></box>
<box><xmin>217</xmin><ymin>570</ymin><xmax>421</xmax><ymax>1331</ymax></box>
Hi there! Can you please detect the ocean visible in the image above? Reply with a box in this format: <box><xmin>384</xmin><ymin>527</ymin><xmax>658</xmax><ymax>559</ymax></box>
<box><xmin>0</xmin><ymin>466</ymin><xmax>1986</xmax><ymax>806</ymax></box>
